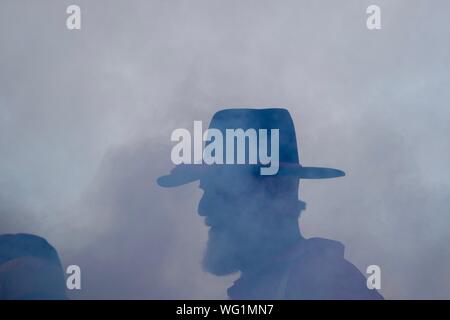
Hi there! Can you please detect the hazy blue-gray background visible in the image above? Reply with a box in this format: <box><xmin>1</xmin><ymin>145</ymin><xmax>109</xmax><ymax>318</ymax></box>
<box><xmin>1</xmin><ymin>0</ymin><xmax>449</xmax><ymax>299</ymax></box>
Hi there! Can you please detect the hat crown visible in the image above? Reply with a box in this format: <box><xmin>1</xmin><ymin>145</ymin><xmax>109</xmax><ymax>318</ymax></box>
<box><xmin>208</xmin><ymin>108</ymin><xmax>300</xmax><ymax>165</ymax></box>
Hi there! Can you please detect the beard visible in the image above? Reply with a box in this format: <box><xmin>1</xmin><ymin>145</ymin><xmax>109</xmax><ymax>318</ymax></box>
<box><xmin>202</xmin><ymin>227</ymin><xmax>241</xmax><ymax>276</ymax></box>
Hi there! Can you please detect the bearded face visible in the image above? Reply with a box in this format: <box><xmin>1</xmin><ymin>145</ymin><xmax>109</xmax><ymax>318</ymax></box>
<box><xmin>198</xmin><ymin>171</ymin><xmax>300</xmax><ymax>275</ymax></box>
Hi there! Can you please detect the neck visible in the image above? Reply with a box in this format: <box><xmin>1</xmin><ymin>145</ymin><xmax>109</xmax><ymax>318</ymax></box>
<box><xmin>239</xmin><ymin>219</ymin><xmax>304</xmax><ymax>276</ymax></box>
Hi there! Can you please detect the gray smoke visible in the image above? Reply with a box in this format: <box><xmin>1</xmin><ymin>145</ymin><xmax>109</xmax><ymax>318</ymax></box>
<box><xmin>1</xmin><ymin>0</ymin><xmax>450</xmax><ymax>298</ymax></box>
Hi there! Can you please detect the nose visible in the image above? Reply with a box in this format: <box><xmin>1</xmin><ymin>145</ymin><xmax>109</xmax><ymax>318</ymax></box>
<box><xmin>197</xmin><ymin>191</ymin><xmax>209</xmax><ymax>217</ymax></box>
<box><xmin>198</xmin><ymin>191</ymin><xmax>225</xmax><ymax>228</ymax></box>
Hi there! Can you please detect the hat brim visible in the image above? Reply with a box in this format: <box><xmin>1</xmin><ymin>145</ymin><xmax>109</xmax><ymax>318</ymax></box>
<box><xmin>157</xmin><ymin>163</ymin><xmax>345</xmax><ymax>188</ymax></box>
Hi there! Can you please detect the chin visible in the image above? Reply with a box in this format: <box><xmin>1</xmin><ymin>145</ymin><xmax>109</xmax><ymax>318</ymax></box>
<box><xmin>202</xmin><ymin>259</ymin><xmax>238</xmax><ymax>276</ymax></box>
<box><xmin>202</xmin><ymin>228</ymin><xmax>240</xmax><ymax>276</ymax></box>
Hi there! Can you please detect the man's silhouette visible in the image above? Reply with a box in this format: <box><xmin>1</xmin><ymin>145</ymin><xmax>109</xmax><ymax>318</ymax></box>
<box><xmin>0</xmin><ymin>233</ymin><xmax>67</xmax><ymax>300</ymax></box>
<box><xmin>158</xmin><ymin>108</ymin><xmax>383</xmax><ymax>299</ymax></box>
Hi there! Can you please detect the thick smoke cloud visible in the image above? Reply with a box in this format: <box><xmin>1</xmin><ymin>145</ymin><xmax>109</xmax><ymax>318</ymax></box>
<box><xmin>62</xmin><ymin>141</ymin><xmax>233</xmax><ymax>299</ymax></box>
<box><xmin>1</xmin><ymin>0</ymin><xmax>450</xmax><ymax>298</ymax></box>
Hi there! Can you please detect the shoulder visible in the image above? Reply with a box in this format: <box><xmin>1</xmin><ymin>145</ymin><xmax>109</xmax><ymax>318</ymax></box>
<box><xmin>285</xmin><ymin>238</ymin><xmax>383</xmax><ymax>300</ymax></box>
<box><xmin>0</xmin><ymin>233</ymin><xmax>61</xmax><ymax>266</ymax></box>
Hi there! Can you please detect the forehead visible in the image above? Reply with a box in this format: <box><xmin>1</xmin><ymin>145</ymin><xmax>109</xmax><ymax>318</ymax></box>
<box><xmin>199</xmin><ymin>167</ymin><xmax>260</xmax><ymax>190</ymax></box>
<box><xmin>199</xmin><ymin>169</ymin><xmax>299</xmax><ymax>195</ymax></box>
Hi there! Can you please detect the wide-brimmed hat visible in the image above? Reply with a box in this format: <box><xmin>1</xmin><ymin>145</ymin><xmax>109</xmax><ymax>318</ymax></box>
<box><xmin>157</xmin><ymin>108</ymin><xmax>345</xmax><ymax>188</ymax></box>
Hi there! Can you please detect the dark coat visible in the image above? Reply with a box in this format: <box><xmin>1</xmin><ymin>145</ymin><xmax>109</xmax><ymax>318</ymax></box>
<box><xmin>228</xmin><ymin>237</ymin><xmax>383</xmax><ymax>300</ymax></box>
